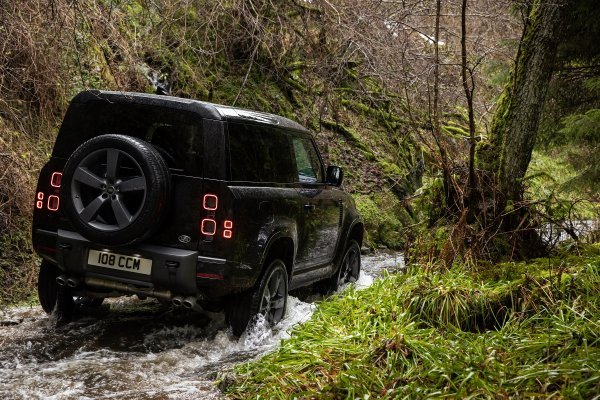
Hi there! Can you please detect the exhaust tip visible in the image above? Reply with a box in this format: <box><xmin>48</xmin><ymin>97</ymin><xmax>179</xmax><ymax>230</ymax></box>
<box><xmin>172</xmin><ymin>296</ymin><xmax>184</xmax><ymax>307</ymax></box>
<box><xmin>66</xmin><ymin>277</ymin><xmax>80</xmax><ymax>288</ymax></box>
<box><xmin>183</xmin><ymin>297</ymin><xmax>201</xmax><ymax>310</ymax></box>
<box><xmin>56</xmin><ymin>275</ymin><xmax>68</xmax><ymax>286</ymax></box>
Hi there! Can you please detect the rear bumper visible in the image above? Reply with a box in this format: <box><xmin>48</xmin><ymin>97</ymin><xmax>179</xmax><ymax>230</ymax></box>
<box><xmin>33</xmin><ymin>228</ymin><xmax>257</xmax><ymax>299</ymax></box>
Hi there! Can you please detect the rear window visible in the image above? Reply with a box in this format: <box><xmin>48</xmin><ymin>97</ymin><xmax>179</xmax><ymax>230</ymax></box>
<box><xmin>228</xmin><ymin>123</ymin><xmax>296</xmax><ymax>183</ymax></box>
<box><xmin>53</xmin><ymin>101</ymin><xmax>203</xmax><ymax>175</ymax></box>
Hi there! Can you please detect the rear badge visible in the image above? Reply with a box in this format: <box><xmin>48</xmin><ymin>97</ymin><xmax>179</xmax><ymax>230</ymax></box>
<box><xmin>178</xmin><ymin>235</ymin><xmax>191</xmax><ymax>244</ymax></box>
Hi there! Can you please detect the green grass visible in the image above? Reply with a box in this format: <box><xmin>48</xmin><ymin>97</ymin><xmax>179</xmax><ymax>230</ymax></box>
<box><xmin>224</xmin><ymin>245</ymin><xmax>600</xmax><ymax>399</ymax></box>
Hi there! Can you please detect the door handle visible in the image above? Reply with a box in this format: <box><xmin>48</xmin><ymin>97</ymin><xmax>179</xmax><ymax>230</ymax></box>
<box><xmin>304</xmin><ymin>203</ymin><xmax>316</xmax><ymax>211</ymax></box>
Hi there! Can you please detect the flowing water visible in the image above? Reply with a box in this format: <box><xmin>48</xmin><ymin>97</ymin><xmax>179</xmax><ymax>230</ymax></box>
<box><xmin>538</xmin><ymin>219</ymin><xmax>599</xmax><ymax>246</ymax></box>
<box><xmin>0</xmin><ymin>252</ymin><xmax>404</xmax><ymax>400</ymax></box>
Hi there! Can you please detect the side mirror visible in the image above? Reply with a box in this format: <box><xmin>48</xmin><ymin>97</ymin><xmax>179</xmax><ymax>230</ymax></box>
<box><xmin>326</xmin><ymin>166</ymin><xmax>344</xmax><ymax>187</ymax></box>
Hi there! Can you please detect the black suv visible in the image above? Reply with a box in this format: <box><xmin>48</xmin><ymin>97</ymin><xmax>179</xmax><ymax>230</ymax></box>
<box><xmin>32</xmin><ymin>90</ymin><xmax>363</xmax><ymax>335</ymax></box>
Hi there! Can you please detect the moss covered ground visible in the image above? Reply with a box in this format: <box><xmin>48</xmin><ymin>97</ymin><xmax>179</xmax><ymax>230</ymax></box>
<box><xmin>224</xmin><ymin>244</ymin><xmax>600</xmax><ymax>399</ymax></box>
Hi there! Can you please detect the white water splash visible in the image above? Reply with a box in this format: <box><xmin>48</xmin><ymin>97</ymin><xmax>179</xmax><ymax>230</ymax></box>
<box><xmin>0</xmin><ymin>252</ymin><xmax>404</xmax><ymax>400</ymax></box>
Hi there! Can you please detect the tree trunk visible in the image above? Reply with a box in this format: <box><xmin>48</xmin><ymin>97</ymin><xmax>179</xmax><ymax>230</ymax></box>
<box><xmin>461</xmin><ymin>0</ymin><xmax>477</xmax><ymax>217</ymax></box>
<box><xmin>485</xmin><ymin>0</ymin><xmax>571</xmax><ymax>203</ymax></box>
<box><xmin>431</xmin><ymin>0</ymin><xmax>455</xmax><ymax>212</ymax></box>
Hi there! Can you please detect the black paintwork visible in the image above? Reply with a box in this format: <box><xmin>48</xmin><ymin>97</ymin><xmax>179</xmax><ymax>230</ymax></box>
<box><xmin>32</xmin><ymin>90</ymin><xmax>363</xmax><ymax>304</ymax></box>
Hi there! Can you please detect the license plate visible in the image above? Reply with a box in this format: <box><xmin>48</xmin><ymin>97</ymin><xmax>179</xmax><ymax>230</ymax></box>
<box><xmin>88</xmin><ymin>249</ymin><xmax>152</xmax><ymax>275</ymax></box>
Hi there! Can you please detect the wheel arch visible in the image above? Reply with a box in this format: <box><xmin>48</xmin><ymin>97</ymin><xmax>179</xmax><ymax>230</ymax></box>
<box><xmin>261</xmin><ymin>235</ymin><xmax>295</xmax><ymax>282</ymax></box>
<box><xmin>347</xmin><ymin>221</ymin><xmax>364</xmax><ymax>248</ymax></box>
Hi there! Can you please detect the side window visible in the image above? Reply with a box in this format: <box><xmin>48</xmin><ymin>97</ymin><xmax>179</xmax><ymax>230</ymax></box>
<box><xmin>292</xmin><ymin>136</ymin><xmax>324</xmax><ymax>183</ymax></box>
<box><xmin>228</xmin><ymin>123</ymin><xmax>296</xmax><ymax>183</ymax></box>
<box><xmin>147</xmin><ymin>123</ymin><xmax>203</xmax><ymax>174</ymax></box>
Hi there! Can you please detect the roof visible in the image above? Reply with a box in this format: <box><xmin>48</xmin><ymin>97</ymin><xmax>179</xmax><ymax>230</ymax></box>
<box><xmin>73</xmin><ymin>90</ymin><xmax>309</xmax><ymax>132</ymax></box>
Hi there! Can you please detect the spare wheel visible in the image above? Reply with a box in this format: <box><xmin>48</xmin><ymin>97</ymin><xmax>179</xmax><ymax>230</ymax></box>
<box><xmin>61</xmin><ymin>134</ymin><xmax>170</xmax><ymax>246</ymax></box>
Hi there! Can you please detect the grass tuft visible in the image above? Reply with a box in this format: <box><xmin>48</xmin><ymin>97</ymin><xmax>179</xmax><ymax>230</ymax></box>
<box><xmin>224</xmin><ymin>245</ymin><xmax>600</xmax><ymax>399</ymax></box>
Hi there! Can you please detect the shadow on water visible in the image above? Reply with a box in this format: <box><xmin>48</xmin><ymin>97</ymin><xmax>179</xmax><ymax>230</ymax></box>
<box><xmin>0</xmin><ymin>252</ymin><xmax>404</xmax><ymax>400</ymax></box>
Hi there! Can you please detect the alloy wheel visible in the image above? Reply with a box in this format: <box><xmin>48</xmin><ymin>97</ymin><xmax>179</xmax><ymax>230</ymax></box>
<box><xmin>338</xmin><ymin>243</ymin><xmax>360</xmax><ymax>287</ymax></box>
<box><xmin>70</xmin><ymin>148</ymin><xmax>147</xmax><ymax>231</ymax></box>
<box><xmin>258</xmin><ymin>265</ymin><xmax>287</xmax><ymax>325</ymax></box>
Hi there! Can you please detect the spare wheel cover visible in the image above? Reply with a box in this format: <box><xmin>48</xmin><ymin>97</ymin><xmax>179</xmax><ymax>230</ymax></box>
<box><xmin>61</xmin><ymin>134</ymin><xmax>170</xmax><ymax>246</ymax></box>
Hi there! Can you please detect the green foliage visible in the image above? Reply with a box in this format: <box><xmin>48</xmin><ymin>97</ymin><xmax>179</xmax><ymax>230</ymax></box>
<box><xmin>525</xmin><ymin>150</ymin><xmax>599</xmax><ymax>242</ymax></box>
<box><xmin>555</xmin><ymin>109</ymin><xmax>600</xmax><ymax>190</ymax></box>
<box><xmin>559</xmin><ymin>108</ymin><xmax>600</xmax><ymax>145</ymax></box>
<box><xmin>478</xmin><ymin>79</ymin><xmax>512</xmax><ymax>172</ymax></box>
<box><xmin>530</xmin><ymin>119</ymin><xmax>599</xmax><ymax>208</ymax></box>
<box><xmin>321</xmin><ymin>120</ymin><xmax>375</xmax><ymax>159</ymax></box>
<box><xmin>225</xmin><ymin>246</ymin><xmax>600</xmax><ymax>399</ymax></box>
<box><xmin>483</xmin><ymin>58</ymin><xmax>513</xmax><ymax>88</ymax></box>
<box><xmin>412</xmin><ymin>176</ymin><xmax>445</xmax><ymax>224</ymax></box>
<box><xmin>353</xmin><ymin>193</ymin><xmax>412</xmax><ymax>249</ymax></box>
<box><xmin>441</xmin><ymin>123</ymin><xmax>468</xmax><ymax>138</ymax></box>
<box><xmin>557</xmin><ymin>0</ymin><xmax>600</xmax><ymax>63</ymax></box>
<box><xmin>0</xmin><ymin>217</ymin><xmax>38</xmax><ymax>308</ymax></box>
<box><xmin>583</xmin><ymin>77</ymin><xmax>600</xmax><ymax>94</ymax></box>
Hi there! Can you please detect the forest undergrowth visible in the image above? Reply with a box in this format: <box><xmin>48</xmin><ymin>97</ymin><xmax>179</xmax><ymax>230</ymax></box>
<box><xmin>224</xmin><ymin>244</ymin><xmax>600</xmax><ymax>399</ymax></box>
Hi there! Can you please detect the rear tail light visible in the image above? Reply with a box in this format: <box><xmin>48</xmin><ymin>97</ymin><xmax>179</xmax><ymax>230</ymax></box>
<box><xmin>203</xmin><ymin>194</ymin><xmax>218</xmax><ymax>211</ymax></box>
<box><xmin>50</xmin><ymin>172</ymin><xmax>62</xmax><ymax>188</ymax></box>
<box><xmin>200</xmin><ymin>194</ymin><xmax>234</xmax><ymax>239</ymax></box>
<box><xmin>47</xmin><ymin>195</ymin><xmax>60</xmax><ymax>211</ymax></box>
<box><xmin>223</xmin><ymin>220</ymin><xmax>233</xmax><ymax>239</ymax></box>
<box><xmin>36</xmin><ymin>192</ymin><xmax>44</xmax><ymax>209</ymax></box>
<box><xmin>35</xmin><ymin>171</ymin><xmax>62</xmax><ymax>211</ymax></box>
<box><xmin>201</xmin><ymin>219</ymin><xmax>217</xmax><ymax>235</ymax></box>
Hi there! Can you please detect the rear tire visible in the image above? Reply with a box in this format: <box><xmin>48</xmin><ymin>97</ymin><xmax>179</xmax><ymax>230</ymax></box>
<box><xmin>74</xmin><ymin>297</ymin><xmax>104</xmax><ymax>309</ymax></box>
<box><xmin>226</xmin><ymin>259</ymin><xmax>288</xmax><ymax>337</ymax></box>
<box><xmin>37</xmin><ymin>260</ymin><xmax>74</xmax><ymax>323</ymax></box>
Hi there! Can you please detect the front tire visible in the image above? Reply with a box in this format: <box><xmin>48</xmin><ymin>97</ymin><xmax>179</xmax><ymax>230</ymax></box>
<box><xmin>227</xmin><ymin>259</ymin><xmax>289</xmax><ymax>336</ymax></box>
<box><xmin>320</xmin><ymin>240</ymin><xmax>361</xmax><ymax>294</ymax></box>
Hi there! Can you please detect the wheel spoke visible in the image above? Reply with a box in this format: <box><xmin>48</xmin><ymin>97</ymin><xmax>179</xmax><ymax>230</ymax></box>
<box><xmin>73</xmin><ymin>167</ymin><xmax>104</xmax><ymax>189</ymax></box>
<box><xmin>270</xmin><ymin>296</ymin><xmax>285</xmax><ymax>310</ymax></box>
<box><xmin>349</xmin><ymin>250</ymin><xmax>357</xmax><ymax>268</ymax></box>
<box><xmin>269</xmin><ymin>272</ymin><xmax>282</xmax><ymax>295</ymax></box>
<box><xmin>261</xmin><ymin>287</ymin><xmax>271</xmax><ymax>312</ymax></box>
<box><xmin>348</xmin><ymin>251</ymin><xmax>358</xmax><ymax>280</ymax></box>
<box><xmin>79</xmin><ymin>196</ymin><xmax>106</xmax><ymax>222</ymax></box>
<box><xmin>119</xmin><ymin>176</ymin><xmax>146</xmax><ymax>192</ymax></box>
<box><xmin>106</xmin><ymin>149</ymin><xmax>120</xmax><ymax>179</ymax></box>
<box><xmin>111</xmin><ymin>198</ymin><xmax>133</xmax><ymax>228</ymax></box>
<box><xmin>343</xmin><ymin>259</ymin><xmax>351</xmax><ymax>280</ymax></box>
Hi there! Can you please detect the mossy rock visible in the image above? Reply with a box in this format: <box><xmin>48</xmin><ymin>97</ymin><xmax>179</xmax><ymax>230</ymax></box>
<box><xmin>353</xmin><ymin>192</ymin><xmax>411</xmax><ymax>249</ymax></box>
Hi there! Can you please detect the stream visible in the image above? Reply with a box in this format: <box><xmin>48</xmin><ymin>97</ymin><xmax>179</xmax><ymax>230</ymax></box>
<box><xmin>0</xmin><ymin>252</ymin><xmax>404</xmax><ymax>400</ymax></box>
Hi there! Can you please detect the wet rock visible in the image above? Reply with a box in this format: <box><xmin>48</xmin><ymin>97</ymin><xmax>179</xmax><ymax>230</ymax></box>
<box><xmin>0</xmin><ymin>319</ymin><xmax>21</xmax><ymax>326</ymax></box>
